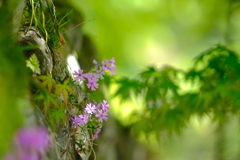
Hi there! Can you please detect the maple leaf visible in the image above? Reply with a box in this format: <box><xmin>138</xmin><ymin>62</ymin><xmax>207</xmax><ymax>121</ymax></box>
<box><xmin>26</xmin><ymin>54</ymin><xmax>41</xmax><ymax>74</ymax></box>
<box><xmin>37</xmin><ymin>73</ymin><xmax>57</xmax><ymax>92</ymax></box>
<box><xmin>49</xmin><ymin>106</ymin><xmax>67</xmax><ymax>129</ymax></box>
<box><xmin>33</xmin><ymin>87</ymin><xmax>59</xmax><ymax>115</ymax></box>
<box><xmin>55</xmin><ymin>79</ymin><xmax>75</xmax><ymax>108</ymax></box>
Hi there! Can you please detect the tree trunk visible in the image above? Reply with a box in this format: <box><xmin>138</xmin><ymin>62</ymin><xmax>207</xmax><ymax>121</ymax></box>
<box><xmin>1</xmin><ymin>0</ymin><xmax>89</xmax><ymax>159</ymax></box>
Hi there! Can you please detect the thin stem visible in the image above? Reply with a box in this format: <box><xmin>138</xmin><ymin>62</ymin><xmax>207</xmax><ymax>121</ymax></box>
<box><xmin>86</xmin><ymin>130</ymin><xmax>96</xmax><ymax>160</ymax></box>
<box><xmin>39</xmin><ymin>0</ymin><xmax>48</xmax><ymax>43</ymax></box>
<box><xmin>64</xmin><ymin>18</ymin><xmax>96</xmax><ymax>33</ymax></box>
<box><xmin>59</xmin><ymin>21</ymin><xmax>70</xmax><ymax>28</ymax></box>
<box><xmin>41</xmin><ymin>9</ymin><xmax>48</xmax><ymax>43</ymax></box>
<box><xmin>27</xmin><ymin>0</ymin><xmax>35</xmax><ymax>32</ymax></box>
<box><xmin>58</xmin><ymin>10</ymin><xmax>73</xmax><ymax>26</ymax></box>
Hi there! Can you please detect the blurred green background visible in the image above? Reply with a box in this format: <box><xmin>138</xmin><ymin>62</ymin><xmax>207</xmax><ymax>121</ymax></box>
<box><xmin>69</xmin><ymin>0</ymin><xmax>240</xmax><ymax>76</ymax></box>
<box><xmin>1</xmin><ymin>0</ymin><xmax>240</xmax><ymax>159</ymax></box>
<box><xmin>67</xmin><ymin>0</ymin><xmax>240</xmax><ymax>160</ymax></box>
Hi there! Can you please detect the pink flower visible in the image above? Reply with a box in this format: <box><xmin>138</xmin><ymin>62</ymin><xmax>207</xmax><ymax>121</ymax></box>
<box><xmin>15</xmin><ymin>126</ymin><xmax>50</xmax><ymax>153</ymax></box>
<box><xmin>95</xmin><ymin>110</ymin><xmax>108</xmax><ymax>122</ymax></box>
<box><xmin>101</xmin><ymin>100</ymin><xmax>110</xmax><ymax>112</ymax></box>
<box><xmin>92</xmin><ymin>128</ymin><xmax>101</xmax><ymax>140</ymax></box>
<box><xmin>73</xmin><ymin>69</ymin><xmax>85</xmax><ymax>81</ymax></box>
<box><xmin>100</xmin><ymin>58</ymin><xmax>116</xmax><ymax>75</ymax></box>
<box><xmin>3</xmin><ymin>126</ymin><xmax>50</xmax><ymax>160</ymax></box>
<box><xmin>72</xmin><ymin>116</ymin><xmax>79</xmax><ymax>128</ymax></box>
<box><xmin>109</xmin><ymin>57</ymin><xmax>115</xmax><ymax>63</ymax></box>
<box><xmin>96</xmin><ymin>102</ymin><xmax>101</xmax><ymax>109</ymax></box>
<box><xmin>95</xmin><ymin>68</ymin><xmax>105</xmax><ymax>79</ymax></box>
<box><xmin>109</xmin><ymin>64</ymin><xmax>116</xmax><ymax>75</ymax></box>
<box><xmin>102</xmin><ymin>60</ymin><xmax>110</xmax><ymax>71</ymax></box>
<box><xmin>85</xmin><ymin>103</ymin><xmax>97</xmax><ymax>114</ymax></box>
<box><xmin>87</xmin><ymin>77</ymin><xmax>99</xmax><ymax>91</ymax></box>
<box><xmin>84</xmin><ymin>73</ymin><xmax>95</xmax><ymax>79</ymax></box>
<box><xmin>72</xmin><ymin>114</ymin><xmax>88</xmax><ymax>127</ymax></box>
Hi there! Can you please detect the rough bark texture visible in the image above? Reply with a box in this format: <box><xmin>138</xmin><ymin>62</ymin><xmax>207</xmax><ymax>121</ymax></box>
<box><xmin>15</xmin><ymin>0</ymin><xmax>87</xmax><ymax>159</ymax></box>
<box><xmin>18</xmin><ymin>22</ymin><xmax>83</xmax><ymax>160</ymax></box>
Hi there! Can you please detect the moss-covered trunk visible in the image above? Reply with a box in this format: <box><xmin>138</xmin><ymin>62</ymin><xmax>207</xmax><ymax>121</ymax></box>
<box><xmin>0</xmin><ymin>0</ymin><xmax>89</xmax><ymax>159</ymax></box>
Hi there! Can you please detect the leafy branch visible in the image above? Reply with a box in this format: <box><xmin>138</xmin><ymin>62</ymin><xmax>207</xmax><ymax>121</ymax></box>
<box><xmin>30</xmin><ymin>72</ymin><xmax>75</xmax><ymax>129</ymax></box>
<box><xmin>113</xmin><ymin>44</ymin><xmax>240</xmax><ymax>136</ymax></box>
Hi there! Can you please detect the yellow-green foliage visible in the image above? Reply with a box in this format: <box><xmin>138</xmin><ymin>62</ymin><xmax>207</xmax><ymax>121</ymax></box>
<box><xmin>37</xmin><ymin>72</ymin><xmax>56</xmax><ymax>92</ymax></box>
<box><xmin>33</xmin><ymin>73</ymin><xmax>75</xmax><ymax>128</ymax></box>
<box><xmin>26</xmin><ymin>54</ymin><xmax>41</xmax><ymax>74</ymax></box>
<box><xmin>55</xmin><ymin>79</ymin><xmax>75</xmax><ymax>109</ymax></box>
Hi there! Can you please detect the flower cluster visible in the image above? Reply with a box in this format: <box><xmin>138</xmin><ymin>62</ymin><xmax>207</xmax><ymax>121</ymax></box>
<box><xmin>3</xmin><ymin>126</ymin><xmax>50</xmax><ymax>160</ymax></box>
<box><xmin>72</xmin><ymin>57</ymin><xmax>115</xmax><ymax>146</ymax></box>
<box><xmin>73</xmin><ymin>58</ymin><xmax>116</xmax><ymax>91</ymax></box>
<box><xmin>72</xmin><ymin>100</ymin><xmax>110</xmax><ymax>139</ymax></box>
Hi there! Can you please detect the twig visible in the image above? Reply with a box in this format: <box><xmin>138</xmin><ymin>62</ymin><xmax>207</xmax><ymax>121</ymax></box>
<box><xmin>64</xmin><ymin>18</ymin><xmax>96</xmax><ymax>33</ymax></box>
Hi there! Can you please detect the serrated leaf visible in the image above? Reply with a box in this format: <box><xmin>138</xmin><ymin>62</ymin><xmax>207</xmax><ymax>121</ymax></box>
<box><xmin>55</xmin><ymin>79</ymin><xmax>75</xmax><ymax>108</ymax></box>
<box><xmin>114</xmin><ymin>77</ymin><xmax>141</xmax><ymax>102</ymax></box>
<box><xmin>140</xmin><ymin>66</ymin><xmax>156</xmax><ymax>80</ymax></box>
<box><xmin>49</xmin><ymin>107</ymin><xmax>67</xmax><ymax>127</ymax></box>
<box><xmin>26</xmin><ymin>54</ymin><xmax>41</xmax><ymax>74</ymax></box>
<box><xmin>33</xmin><ymin>88</ymin><xmax>59</xmax><ymax>114</ymax></box>
<box><xmin>37</xmin><ymin>73</ymin><xmax>56</xmax><ymax>92</ymax></box>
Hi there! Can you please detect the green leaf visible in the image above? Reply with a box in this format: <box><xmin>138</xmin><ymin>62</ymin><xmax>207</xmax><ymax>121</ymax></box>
<box><xmin>37</xmin><ymin>73</ymin><xmax>56</xmax><ymax>92</ymax></box>
<box><xmin>33</xmin><ymin>87</ymin><xmax>59</xmax><ymax>114</ymax></box>
<box><xmin>26</xmin><ymin>54</ymin><xmax>41</xmax><ymax>74</ymax></box>
<box><xmin>49</xmin><ymin>106</ymin><xmax>67</xmax><ymax>127</ymax></box>
<box><xmin>139</xmin><ymin>66</ymin><xmax>156</xmax><ymax>82</ymax></box>
<box><xmin>114</xmin><ymin>77</ymin><xmax>142</xmax><ymax>102</ymax></box>
<box><xmin>55</xmin><ymin>79</ymin><xmax>75</xmax><ymax>108</ymax></box>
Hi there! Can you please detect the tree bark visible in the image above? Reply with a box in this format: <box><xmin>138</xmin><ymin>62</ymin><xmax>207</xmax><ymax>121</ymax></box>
<box><xmin>5</xmin><ymin>0</ymin><xmax>89</xmax><ymax>159</ymax></box>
